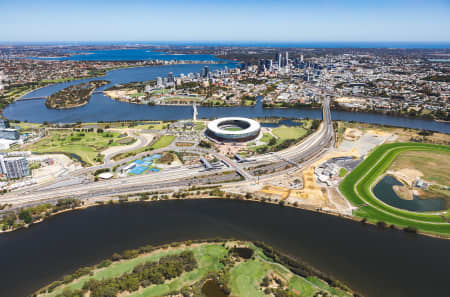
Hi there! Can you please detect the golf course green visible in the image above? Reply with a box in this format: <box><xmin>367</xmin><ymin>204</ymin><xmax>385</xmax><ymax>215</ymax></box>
<box><xmin>36</xmin><ymin>240</ymin><xmax>355</xmax><ymax>297</ymax></box>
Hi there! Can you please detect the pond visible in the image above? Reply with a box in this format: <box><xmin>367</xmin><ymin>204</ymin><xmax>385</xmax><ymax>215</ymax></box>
<box><xmin>201</xmin><ymin>279</ymin><xmax>229</xmax><ymax>297</ymax></box>
<box><xmin>373</xmin><ymin>175</ymin><xmax>447</xmax><ymax>212</ymax></box>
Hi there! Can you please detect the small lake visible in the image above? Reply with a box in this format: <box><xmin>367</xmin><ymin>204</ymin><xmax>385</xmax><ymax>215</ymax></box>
<box><xmin>373</xmin><ymin>175</ymin><xmax>447</xmax><ymax>212</ymax></box>
<box><xmin>0</xmin><ymin>200</ymin><xmax>449</xmax><ymax>297</ymax></box>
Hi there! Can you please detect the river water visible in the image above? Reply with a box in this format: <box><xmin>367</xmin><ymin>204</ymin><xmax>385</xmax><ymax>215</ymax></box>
<box><xmin>0</xmin><ymin>200</ymin><xmax>449</xmax><ymax>297</ymax></box>
<box><xmin>3</xmin><ymin>64</ymin><xmax>450</xmax><ymax>134</ymax></box>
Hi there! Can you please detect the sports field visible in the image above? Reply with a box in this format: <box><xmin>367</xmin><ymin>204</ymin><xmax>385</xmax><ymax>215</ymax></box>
<box><xmin>339</xmin><ymin>142</ymin><xmax>450</xmax><ymax>236</ymax></box>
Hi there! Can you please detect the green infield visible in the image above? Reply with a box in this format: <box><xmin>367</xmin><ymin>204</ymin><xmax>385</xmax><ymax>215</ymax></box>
<box><xmin>339</xmin><ymin>142</ymin><xmax>450</xmax><ymax>236</ymax></box>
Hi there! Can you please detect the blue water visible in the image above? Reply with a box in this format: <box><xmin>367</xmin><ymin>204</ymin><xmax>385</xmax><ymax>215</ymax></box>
<box><xmin>3</xmin><ymin>64</ymin><xmax>450</xmax><ymax>134</ymax></box>
<box><xmin>428</xmin><ymin>59</ymin><xmax>450</xmax><ymax>62</ymax></box>
<box><xmin>27</xmin><ymin>49</ymin><xmax>223</xmax><ymax>61</ymax></box>
<box><xmin>8</xmin><ymin>41</ymin><xmax>450</xmax><ymax>49</ymax></box>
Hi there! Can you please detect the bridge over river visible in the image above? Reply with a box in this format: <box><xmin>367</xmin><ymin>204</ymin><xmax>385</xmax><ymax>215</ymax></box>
<box><xmin>18</xmin><ymin>90</ymin><xmax>104</xmax><ymax>101</ymax></box>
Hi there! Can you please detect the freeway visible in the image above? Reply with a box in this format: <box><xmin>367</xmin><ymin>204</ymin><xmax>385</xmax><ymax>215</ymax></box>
<box><xmin>0</xmin><ymin>98</ymin><xmax>334</xmax><ymax>208</ymax></box>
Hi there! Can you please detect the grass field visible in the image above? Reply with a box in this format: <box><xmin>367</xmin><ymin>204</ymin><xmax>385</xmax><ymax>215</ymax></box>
<box><xmin>339</xmin><ymin>168</ymin><xmax>348</xmax><ymax>177</ymax></box>
<box><xmin>339</xmin><ymin>142</ymin><xmax>450</xmax><ymax>236</ymax></box>
<box><xmin>163</xmin><ymin>96</ymin><xmax>203</xmax><ymax>103</ymax></box>
<box><xmin>272</xmin><ymin>125</ymin><xmax>308</xmax><ymax>141</ymax></box>
<box><xmin>248</xmin><ymin>125</ymin><xmax>308</xmax><ymax>153</ymax></box>
<box><xmin>27</xmin><ymin>131</ymin><xmax>123</xmax><ymax>165</ymax></box>
<box><xmin>223</xmin><ymin>127</ymin><xmax>243</xmax><ymax>131</ymax></box>
<box><xmin>151</xmin><ymin>135</ymin><xmax>175</xmax><ymax>149</ymax></box>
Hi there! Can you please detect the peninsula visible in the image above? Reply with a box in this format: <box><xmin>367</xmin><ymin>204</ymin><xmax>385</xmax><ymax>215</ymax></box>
<box><xmin>45</xmin><ymin>80</ymin><xmax>110</xmax><ymax>109</ymax></box>
<box><xmin>35</xmin><ymin>240</ymin><xmax>357</xmax><ymax>297</ymax></box>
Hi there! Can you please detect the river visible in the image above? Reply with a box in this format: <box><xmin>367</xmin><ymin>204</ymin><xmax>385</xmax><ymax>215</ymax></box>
<box><xmin>3</xmin><ymin>64</ymin><xmax>450</xmax><ymax>134</ymax></box>
<box><xmin>0</xmin><ymin>200</ymin><xmax>449</xmax><ymax>297</ymax></box>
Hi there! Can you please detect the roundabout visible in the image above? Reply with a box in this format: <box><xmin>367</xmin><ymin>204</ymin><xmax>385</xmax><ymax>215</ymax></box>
<box><xmin>206</xmin><ymin>117</ymin><xmax>261</xmax><ymax>142</ymax></box>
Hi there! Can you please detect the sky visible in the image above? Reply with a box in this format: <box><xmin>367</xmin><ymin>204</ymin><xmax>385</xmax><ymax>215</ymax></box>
<box><xmin>1</xmin><ymin>0</ymin><xmax>450</xmax><ymax>42</ymax></box>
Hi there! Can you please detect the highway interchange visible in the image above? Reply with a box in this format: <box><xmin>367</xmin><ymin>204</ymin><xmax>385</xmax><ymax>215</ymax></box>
<box><xmin>0</xmin><ymin>98</ymin><xmax>334</xmax><ymax>209</ymax></box>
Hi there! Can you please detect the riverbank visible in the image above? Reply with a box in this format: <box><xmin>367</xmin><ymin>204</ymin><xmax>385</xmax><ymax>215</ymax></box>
<box><xmin>2</xmin><ymin>187</ymin><xmax>448</xmax><ymax>240</ymax></box>
<box><xmin>34</xmin><ymin>239</ymin><xmax>357</xmax><ymax>297</ymax></box>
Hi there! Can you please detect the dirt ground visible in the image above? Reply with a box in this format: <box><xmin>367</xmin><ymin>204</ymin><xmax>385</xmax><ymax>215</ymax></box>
<box><xmin>32</xmin><ymin>154</ymin><xmax>81</xmax><ymax>183</ymax></box>
<box><xmin>343</xmin><ymin>128</ymin><xmax>363</xmax><ymax>141</ymax></box>
<box><xmin>389</xmin><ymin>150</ymin><xmax>450</xmax><ymax>186</ymax></box>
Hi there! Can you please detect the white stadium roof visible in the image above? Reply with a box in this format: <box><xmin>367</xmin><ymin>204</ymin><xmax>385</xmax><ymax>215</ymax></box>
<box><xmin>207</xmin><ymin>117</ymin><xmax>260</xmax><ymax>136</ymax></box>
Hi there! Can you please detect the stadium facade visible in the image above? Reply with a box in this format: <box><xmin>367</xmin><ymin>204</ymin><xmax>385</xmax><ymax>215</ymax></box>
<box><xmin>206</xmin><ymin>117</ymin><xmax>260</xmax><ymax>142</ymax></box>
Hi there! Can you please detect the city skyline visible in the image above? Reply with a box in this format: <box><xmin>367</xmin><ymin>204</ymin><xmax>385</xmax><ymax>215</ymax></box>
<box><xmin>1</xmin><ymin>0</ymin><xmax>450</xmax><ymax>42</ymax></box>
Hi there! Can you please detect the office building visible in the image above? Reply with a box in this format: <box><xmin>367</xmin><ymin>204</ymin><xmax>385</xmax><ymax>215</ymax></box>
<box><xmin>168</xmin><ymin>72</ymin><xmax>174</xmax><ymax>83</ymax></box>
<box><xmin>203</xmin><ymin>66</ymin><xmax>210</xmax><ymax>78</ymax></box>
<box><xmin>0</xmin><ymin>156</ymin><xmax>30</xmax><ymax>179</ymax></box>
<box><xmin>276</xmin><ymin>53</ymin><xmax>282</xmax><ymax>67</ymax></box>
<box><xmin>0</xmin><ymin>119</ymin><xmax>10</xmax><ymax>129</ymax></box>
<box><xmin>0</xmin><ymin>128</ymin><xmax>19</xmax><ymax>140</ymax></box>
<box><xmin>258</xmin><ymin>59</ymin><xmax>266</xmax><ymax>73</ymax></box>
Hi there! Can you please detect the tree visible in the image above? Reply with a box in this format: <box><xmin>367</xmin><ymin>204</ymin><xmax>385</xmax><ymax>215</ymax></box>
<box><xmin>19</xmin><ymin>209</ymin><xmax>32</xmax><ymax>224</ymax></box>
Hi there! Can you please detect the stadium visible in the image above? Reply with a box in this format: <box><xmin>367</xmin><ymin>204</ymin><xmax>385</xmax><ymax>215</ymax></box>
<box><xmin>206</xmin><ymin>117</ymin><xmax>261</xmax><ymax>142</ymax></box>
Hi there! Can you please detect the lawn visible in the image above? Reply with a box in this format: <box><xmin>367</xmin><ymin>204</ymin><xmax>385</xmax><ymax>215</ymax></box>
<box><xmin>134</xmin><ymin>121</ymin><xmax>169</xmax><ymax>130</ymax></box>
<box><xmin>194</xmin><ymin>122</ymin><xmax>206</xmax><ymax>131</ymax></box>
<box><xmin>26</xmin><ymin>131</ymin><xmax>123</xmax><ymax>166</ymax></box>
<box><xmin>339</xmin><ymin>168</ymin><xmax>348</xmax><ymax>177</ymax></box>
<box><xmin>151</xmin><ymin>135</ymin><xmax>175</xmax><ymax>149</ymax></box>
<box><xmin>248</xmin><ymin>125</ymin><xmax>308</xmax><ymax>154</ymax></box>
<box><xmin>151</xmin><ymin>89</ymin><xmax>170</xmax><ymax>95</ymax></box>
<box><xmin>272</xmin><ymin>125</ymin><xmax>308</xmax><ymax>141</ymax></box>
<box><xmin>130</xmin><ymin>92</ymin><xmax>146</xmax><ymax>98</ymax></box>
<box><xmin>339</xmin><ymin>142</ymin><xmax>450</xmax><ymax>236</ymax></box>
<box><xmin>163</xmin><ymin>96</ymin><xmax>203</xmax><ymax>102</ymax></box>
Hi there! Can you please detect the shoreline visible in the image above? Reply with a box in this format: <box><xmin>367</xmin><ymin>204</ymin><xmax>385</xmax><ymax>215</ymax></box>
<box><xmin>1</xmin><ymin>195</ymin><xmax>448</xmax><ymax>240</ymax></box>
